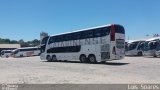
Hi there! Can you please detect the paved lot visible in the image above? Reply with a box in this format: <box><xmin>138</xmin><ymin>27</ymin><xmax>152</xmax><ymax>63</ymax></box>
<box><xmin>0</xmin><ymin>56</ymin><xmax>160</xmax><ymax>84</ymax></box>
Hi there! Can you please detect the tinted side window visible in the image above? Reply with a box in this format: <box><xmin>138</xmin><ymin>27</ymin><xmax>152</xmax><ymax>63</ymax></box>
<box><xmin>94</xmin><ymin>29</ymin><xmax>101</xmax><ymax>37</ymax></box>
<box><xmin>48</xmin><ymin>36</ymin><xmax>55</xmax><ymax>44</ymax></box>
<box><xmin>54</xmin><ymin>36</ymin><xmax>60</xmax><ymax>42</ymax></box>
<box><xmin>47</xmin><ymin>46</ymin><xmax>81</xmax><ymax>53</ymax></box>
<box><xmin>101</xmin><ymin>27</ymin><xmax>110</xmax><ymax>36</ymax></box>
<box><xmin>86</xmin><ymin>30</ymin><xmax>93</xmax><ymax>38</ymax></box>
<box><xmin>5</xmin><ymin>51</ymin><xmax>11</xmax><ymax>53</ymax></box>
<box><xmin>71</xmin><ymin>33</ymin><xmax>77</xmax><ymax>40</ymax></box>
<box><xmin>75</xmin><ymin>32</ymin><xmax>82</xmax><ymax>40</ymax></box>
<box><xmin>64</xmin><ymin>34</ymin><xmax>70</xmax><ymax>41</ymax></box>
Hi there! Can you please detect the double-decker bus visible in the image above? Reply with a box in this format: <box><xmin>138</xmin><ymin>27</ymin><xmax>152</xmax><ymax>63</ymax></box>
<box><xmin>40</xmin><ymin>24</ymin><xmax>125</xmax><ymax>63</ymax></box>
<box><xmin>125</xmin><ymin>40</ymin><xmax>145</xmax><ymax>56</ymax></box>
<box><xmin>143</xmin><ymin>37</ymin><xmax>160</xmax><ymax>57</ymax></box>
<box><xmin>12</xmin><ymin>47</ymin><xmax>40</xmax><ymax>58</ymax></box>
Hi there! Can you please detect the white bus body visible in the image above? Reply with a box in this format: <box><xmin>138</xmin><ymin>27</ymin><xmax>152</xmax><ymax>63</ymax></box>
<box><xmin>125</xmin><ymin>40</ymin><xmax>145</xmax><ymax>56</ymax></box>
<box><xmin>1</xmin><ymin>50</ymin><xmax>12</xmax><ymax>58</ymax></box>
<box><xmin>143</xmin><ymin>37</ymin><xmax>160</xmax><ymax>57</ymax></box>
<box><xmin>40</xmin><ymin>24</ymin><xmax>125</xmax><ymax>63</ymax></box>
<box><xmin>12</xmin><ymin>47</ymin><xmax>40</xmax><ymax>58</ymax></box>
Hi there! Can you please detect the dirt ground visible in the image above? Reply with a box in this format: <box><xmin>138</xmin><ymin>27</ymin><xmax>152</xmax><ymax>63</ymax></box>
<box><xmin>0</xmin><ymin>56</ymin><xmax>160</xmax><ymax>84</ymax></box>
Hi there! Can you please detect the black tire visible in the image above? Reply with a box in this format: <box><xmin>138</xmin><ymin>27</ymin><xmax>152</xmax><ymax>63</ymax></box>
<box><xmin>88</xmin><ymin>55</ymin><xmax>97</xmax><ymax>64</ymax></box>
<box><xmin>47</xmin><ymin>55</ymin><xmax>52</xmax><ymax>62</ymax></box>
<box><xmin>52</xmin><ymin>55</ymin><xmax>57</xmax><ymax>62</ymax></box>
<box><xmin>6</xmin><ymin>55</ymin><xmax>9</xmax><ymax>58</ymax></box>
<box><xmin>20</xmin><ymin>55</ymin><xmax>23</xmax><ymax>57</ymax></box>
<box><xmin>137</xmin><ymin>52</ymin><xmax>142</xmax><ymax>56</ymax></box>
<box><xmin>101</xmin><ymin>61</ymin><xmax>106</xmax><ymax>64</ymax></box>
<box><xmin>80</xmin><ymin>55</ymin><xmax>87</xmax><ymax>63</ymax></box>
<box><xmin>154</xmin><ymin>55</ymin><xmax>157</xmax><ymax>57</ymax></box>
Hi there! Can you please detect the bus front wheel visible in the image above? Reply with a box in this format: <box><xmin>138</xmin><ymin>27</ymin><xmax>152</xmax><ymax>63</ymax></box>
<box><xmin>88</xmin><ymin>55</ymin><xmax>97</xmax><ymax>64</ymax></box>
<box><xmin>137</xmin><ymin>52</ymin><xmax>142</xmax><ymax>56</ymax></box>
<box><xmin>47</xmin><ymin>55</ymin><xmax>52</xmax><ymax>62</ymax></box>
<box><xmin>6</xmin><ymin>55</ymin><xmax>9</xmax><ymax>58</ymax></box>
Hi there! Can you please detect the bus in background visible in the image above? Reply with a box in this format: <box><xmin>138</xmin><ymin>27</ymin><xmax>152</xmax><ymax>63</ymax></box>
<box><xmin>40</xmin><ymin>24</ymin><xmax>125</xmax><ymax>63</ymax></box>
<box><xmin>0</xmin><ymin>50</ymin><xmax>12</xmax><ymax>58</ymax></box>
<box><xmin>143</xmin><ymin>37</ymin><xmax>160</xmax><ymax>57</ymax></box>
<box><xmin>155</xmin><ymin>39</ymin><xmax>160</xmax><ymax>57</ymax></box>
<box><xmin>12</xmin><ymin>47</ymin><xmax>40</xmax><ymax>58</ymax></box>
<box><xmin>125</xmin><ymin>40</ymin><xmax>145</xmax><ymax>56</ymax></box>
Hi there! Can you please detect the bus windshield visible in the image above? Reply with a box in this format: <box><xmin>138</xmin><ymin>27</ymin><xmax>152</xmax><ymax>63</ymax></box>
<box><xmin>128</xmin><ymin>42</ymin><xmax>139</xmax><ymax>51</ymax></box>
<box><xmin>12</xmin><ymin>49</ymin><xmax>18</xmax><ymax>54</ymax></box>
<box><xmin>41</xmin><ymin>36</ymin><xmax>49</xmax><ymax>53</ymax></box>
<box><xmin>143</xmin><ymin>41</ymin><xmax>157</xmax><ymax>51</ymax></box>
<box><xmin>41</xmin><ymin>36</ymin><xmax>49</xmax><ymax>45</ymax></box>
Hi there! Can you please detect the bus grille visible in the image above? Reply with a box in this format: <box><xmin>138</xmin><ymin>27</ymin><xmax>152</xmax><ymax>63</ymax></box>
<box><xmin>101</xmin><ymin>52</ymin><xmax>110</xmax><ymax>59</ymax></box>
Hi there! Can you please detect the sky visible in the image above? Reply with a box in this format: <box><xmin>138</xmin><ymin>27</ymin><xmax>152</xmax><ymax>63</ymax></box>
<box><xmin>0</xmin><ymin>0</ymin><xmax>160</xmax><ymax>41</ymax></box>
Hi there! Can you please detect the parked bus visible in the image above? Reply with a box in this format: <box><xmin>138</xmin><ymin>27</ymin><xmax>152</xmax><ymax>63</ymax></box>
<box><xmin>143</xmin><ymin>37</ymin><xmax>160</xmax><ymax>57</ymax></box>
<box><xmin>12</xmin><ymin>47</ymin><xmax>40</xmax><ymax>58</ymax></box>
<box><xmin>125</xmin><ymin>40</ymin><xmax>145</xmax><ymax>56</ymax></box>
<box><xmin>40</xmin><ymin>24</ymin><xmax>125</xmax><ymax>63</ymax></box>
<box><xmin>155</xmin><ymin>38</ymin><xmax>160</xmax><ymax>57</ymax></box>
<box><xmin>0</xmin><ymin>50</ymin><xmax>12</xmax><ymax>58</ymax></box>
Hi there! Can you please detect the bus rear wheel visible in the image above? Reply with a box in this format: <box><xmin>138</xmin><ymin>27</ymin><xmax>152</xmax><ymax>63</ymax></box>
<box><xmin>47</xmin><ymin>55</ymin><xmax>52</xmax><ymax>62</ymax></box>
<box><xmin>88</xmin><ymin>55</ymin><xmax>97</xmax><ymax>64</ymax></box>
<box><xmin>80</xmin><ymin>55</ymin><xmax>87</xmax><ymax>63</ymax></box>
<box><xmin>154</xmin><ymin>55</ymin><xmax>157</xmax><ymax>57</ymax></box>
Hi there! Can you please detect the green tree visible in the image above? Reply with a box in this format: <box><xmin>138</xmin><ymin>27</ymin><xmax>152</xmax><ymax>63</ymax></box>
<box><xmin>32</xmin><ymin>39</ymin><xmax>40</xmax><ymax>46</ymax></box>
<box><xmin>10</xmin><ymin>40</ymin><xmax>18</xmax><ymax>44</ymax></box>
<box><xmin>18</xmin><ymin>39</ymin><xmax>24</xmax><ymax>44</ymax></box>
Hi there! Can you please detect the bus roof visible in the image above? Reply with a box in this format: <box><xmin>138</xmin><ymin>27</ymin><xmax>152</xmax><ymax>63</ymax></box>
<box><xmin>50</xmin><ymin>24</ymin><xmax>123</xmax><ymax>37</ymax></box>
<box><xmin>145</xmin><ymin>37</ymin><xmax>160</xmax><ymax>41</ymax></box>
<box><xmin>127</xmin><ymin>40</ymin><xmax>146</xmax><ymax>43</ymax></box>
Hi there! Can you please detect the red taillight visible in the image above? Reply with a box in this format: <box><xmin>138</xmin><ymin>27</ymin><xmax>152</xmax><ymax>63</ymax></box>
<box><xmin>110</xmin><ymin>25</ymin><xmax>115</xmax><ymax>41</ymax></box>
<box><xmin>112</xmin><ymin>46</ymin><xmax>116</xmax><ymax>55</ymax></box>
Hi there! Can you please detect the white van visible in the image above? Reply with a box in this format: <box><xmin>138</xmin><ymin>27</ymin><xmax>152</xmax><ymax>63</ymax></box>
<box><xmin>1</xmin><ymin>50</ymin><xmax>12</xmax><ymax>58</ymax></box>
